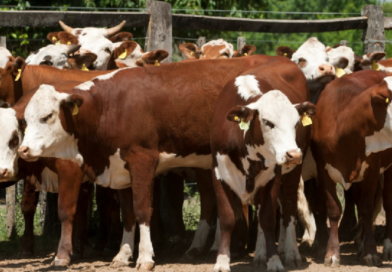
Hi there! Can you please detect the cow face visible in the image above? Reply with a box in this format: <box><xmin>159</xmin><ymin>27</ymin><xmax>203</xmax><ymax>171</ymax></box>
<box><xmin>227</xmin><ymin>91</ymin><xmax>314</xmax><ymax>166</ymax></box>
<box><xmin>26</xmin><ymin>44</ymin><xmax>81</xmax><ymax>69</ymax></box>
<box><xmin>0</xmin><ymin>47</ymin><xmax>12</xmax><ymax>69</ymax></box>
<box><xmin>18</xmin><ymin>84</ymin><xmax>82</xmax><ymax>165</ymax></box>
<box><xmin>79</xmin><ymin>36</ymin><xmax>114</xmax><ymax>70</ymax></box>
<box><xmin>0</xmin><ymin>108</ymin><xmax>21</xmax><ymax>181</ymax></box>
<box><xmin>291</xmin><ymin>38</ymin><xmax>337</xmax><ymax>83</ymax></box>
<box><xmin>200</xmin><ymin>39</ymin><xmax>235</xmax><ymax>59</ymax></box>
<box><xmin>326</xmin><ymin>45</ymin><xmax>355</xmax><ymax>73</ymax></box>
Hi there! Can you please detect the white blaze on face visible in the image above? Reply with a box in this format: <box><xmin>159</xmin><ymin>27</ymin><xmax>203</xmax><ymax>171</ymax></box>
<box><xmin>25</xmin><ymin>44</ymin><xmax>74</xmax><ymax>69</ymax></box>
<box><xmin>247</xmin><ymin>90</ymin><xmax>301</xmax><ymax>166</ymax></box>
<box><xmin>21</xmin><ymin>84</ymin><xmax>83</xmax><ymax>165</ymax></box>
<box><xmin>327</xmin><ymin>46</ymin><xmax>355</xmax><ymax>74</ymax></box>
<box><xmin>0</xmin><ymin>47</ymin><xmax>12</xmax><ymax>69</ymax></box>
<box><xmin>365</xmin><ymin>77</ymin><xmax>392</xmax><ymax>155</ymax></box>
<box><xmin>0</xmin><ymin>108</ymin><xmax>21</xmax><ymax>181</ymax></box>
<box><xmin>72</xmin><ymin>28</ymin><xmax>108</xmax><ymax>41</ymax></box>
<box><xmin>291</xmin><ymin>37</ymin><xmax>333</xmax><ymax>81</ymax></box>
<box><xmin>114</xmin><ymin>43</ymin><xmax>145</xmax><ymax>68</ymax></box>
<box><xmin>201</xmin><ymin>39</ymin><xmax>234</xmax><ymax>59</ymax></box>
<box><xmin>79</xmin><ymin>36</ymin><xmax>114</xmax><ymax>70</ymax></box>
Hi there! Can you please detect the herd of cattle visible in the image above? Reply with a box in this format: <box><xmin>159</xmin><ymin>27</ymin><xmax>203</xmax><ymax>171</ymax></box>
<box><xmin>1</xmin><ymin>20</ymin><xmax>392</xmax><ymax>272</ymax></box>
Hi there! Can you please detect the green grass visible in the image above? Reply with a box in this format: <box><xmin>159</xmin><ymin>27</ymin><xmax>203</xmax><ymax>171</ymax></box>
<box><xmin>182</xmin><ymin>185</ymin><xmax>201</xmax><ymax>231</ymax></box>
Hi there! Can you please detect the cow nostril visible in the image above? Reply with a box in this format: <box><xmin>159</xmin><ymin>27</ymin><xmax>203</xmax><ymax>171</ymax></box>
<box><xmin>286</xmin><ymin>152</ymin><xmax>294</xmax><ymax>159</ymax></box>
<box><xmin>319</xmin><ymin>66</ymin><xmax>324</xmax><ymax>71</ymax></box>
<box><xmin>19</xmin><ymin>146</ymin><xmax>30</xmax><ymax>155</ymax></box>
<box><xmin>0</xmin><ymin>168</ymin><xmax>8</xmax><ymax>177</ymax></box>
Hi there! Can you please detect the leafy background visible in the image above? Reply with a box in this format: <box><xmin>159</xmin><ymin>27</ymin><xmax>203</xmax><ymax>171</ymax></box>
<box><xmin>1</xmin><ymin>0</ymin><xmax>391</xmax><ymax>61</ymax></box>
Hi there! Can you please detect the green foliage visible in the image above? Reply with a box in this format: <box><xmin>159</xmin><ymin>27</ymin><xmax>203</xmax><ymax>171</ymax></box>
<box><xmin>182</xmin><ymin>185</ymin><xmax>200</xmax><ymax>231</ymax></box>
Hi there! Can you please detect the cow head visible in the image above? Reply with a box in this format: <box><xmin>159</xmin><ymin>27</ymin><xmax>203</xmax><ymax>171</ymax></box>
<box><xmin>65</xmin><ymin>53</ymin><xmax>97</xmax><ymax>70</ymax></box>
<box><xmin>0</xmin><ymin>47</ymin><xmax>13</xmax><ymax>69</ymax></box>
<box><xmin>0</xmin><ymin>108</ymin><xmax>22</xmax><ymax>181</ymax></box>
<box><xmin>357</xmin><ymin>51</ymin><xmax>386</xmax><ymax>71</ymax></box>
<box><xmin>78</xmin><ymin>36</ymin><xmax>115</xmax><ymax>70</ymax></box>
<box><xmin>371</xmin><ymin>77</ymin><xmax>392</xmax><ymax>132</ymax></box>
<box><xmin>0</xmin><ymin>57</ymin><xmax>26</xmax><ymax>106</ymax></box>
<box><xmin>109</xmin><ymin>32</ymin><xmax>133</xmax><ymax>43</ymax></box>
<box><xmin>227</xmin><ymin>90</ymin><xmax>315</xmax><ymax>167</ymax></box>
<box><xmin>179</xmin><ymin>43</ymin><xmax>201</xmax><ymax>59</ymax></box>
<box><xmin>59</xmin><ymin>20</ymin><xmax>126</xmax><ymax>39</ymax></box>
<box><xmin>113</xmin><ymin>41</ymin><xmax>168</xmax><ymax>68</ymax></box>
<box><xmin>18</xmin><ymin>84</ymin><xmax>83</xmax><ymax>165</ymax></box>
<box><xmin>326</xmin><ymin>45</ymin><xmax>355</xmax><ymax>74</ymax></box>
<box><xmin>26</xmin><ymin>44</ymin><xmax>81</xmax><ymax>69</ymax></box>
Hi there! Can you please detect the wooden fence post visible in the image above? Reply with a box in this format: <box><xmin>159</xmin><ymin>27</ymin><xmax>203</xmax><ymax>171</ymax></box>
<box><xmin>0</xmin><ymin>36</ymin><xmax>5</xmax><ymax>47</ymax></box>
<box><xmin>197</xmin><ymin>37</ymin><xmax>206</xmax><ymax>49</ymax></box>
<box><xmin>362</xmin><ymin>5</ymin><xmax>385</xmax><ymax>54</ymax></box>
<box><xmin>237</xmin><ymin>37</ymin><xmax>246</xmax><ymax>52</ymax></box>
<box><xmin>145</xmin><ymin>0</ymin><xmax>172</xmax><ymax>63</ymax></box>
<box><xmin>340</xmin><ymin>40</ymin><xmax>349</xmax><ymax>46</ymax></box>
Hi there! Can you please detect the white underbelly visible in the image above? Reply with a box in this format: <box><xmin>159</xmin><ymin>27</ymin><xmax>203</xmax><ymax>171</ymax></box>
<box><xmin>35</xmin><ymin>167</ymin><xmax>89</xmax><ymax>193</ymax></box>
<box><xmin>155</xmin><ymin>152</ymin><xmax>212</xmax><ymax>175</ymax></box>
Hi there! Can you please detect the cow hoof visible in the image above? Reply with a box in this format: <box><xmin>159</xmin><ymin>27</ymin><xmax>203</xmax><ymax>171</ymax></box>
<box><xmin>51</xmin><ymin>257</ymin><xmax>70</xmax><ymax>267</ymax></box>
<box><xmin>136</xmin><ymin>261</ymin><xmax>155</xmax><ymax>271</ymax></box>
<box><xmin>266</xmin><ymin>255</ymin><xmax>285</xmax><ymax>272</ymax></box>
<box><xmin>284</xmin><ymin>255</ymin><xmax>302</xmax><ymax>269</ymax></box>
<box><xmin>110</xmin><ymin>261</ymin><xmax>129</xmax><ymax>268</ymax></box>
<box><xmin>253</xmin><ymin>256</ymin><xmax>266</xmax><ymax>268</ymax></box>
<box><xmin>383</xmin><ymin>239</ymin><xmax>392</xmax><ymax>260</ymax></box>
<box><xmin>363</xmin><ymin>254</ymin><xmax>382</xmax><ymax>267</ymax></box>
<box><xmin>324</xmin><ymin>255</ymin><xmax>340</xmax><ymax>267</ymax></box>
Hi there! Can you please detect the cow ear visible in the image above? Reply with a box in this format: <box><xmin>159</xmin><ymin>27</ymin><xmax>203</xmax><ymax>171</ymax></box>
<box><xmin>58</xmin><ymin>32</ymin><xmax>79</xmax><ymax>45</ymax></box>
<box><xmin>371</xmin><ymin>83</ymin><xmax>391</xmax><ymax>105</ymax></box>
<box><xmin>109</xmin><ymin>32</ymin><xmax>133</xmax><ymax>42</ymax></box>
<box><xmin>113</xmin><ymin>41</ymin><xmax>139</xmax><ymax>60</ymax></box>
<box><xmin>67</xmin><ymin>53</ymin><xmax>97</xmax><ymax>70</ymax></box>
<box><xmin>179</xmin><ymin>43</ymin><xmax>200</xmax><ymax>59</ymax></box>
<box><xmin>47</xmin><ymin>32</ymin><xmax>60</xmax><ymax>44</ymax></box>
<box><xmin>12</xmin><ymin>57</ymin><xmax>26</xmax><ymax>76</ymax></box>
<box><xmin>361</xmin><ymin>51</ymin><xmax>386</xmax><ymax>66</ymax></box>
<box><xmin>276</xmin><ymin>46</ymin><xmax>295</xmax><ymax>59</ymax></box>
<box><xmin>233</xmin><ymin>45</ymin><xmax>256</xmax><ymax>58</ymax></box>
<box><xmin>335</xmin><ymin>57</ymin><xmax>349</xmax><ymax>69</ymax></box>
<box><xmin>295</xmin><ymin>102</ymin><xmax>316</xmax><ymax>118</ymax></box>
<box><xmin>62</xmin><ymin>94</ymin><xmax>84</xmax><ymax>115</ymax></box>
<box><xmin>142</xmin><ymin>50</ymin><xmax>169</xmax><ymax>65</ymax></box>
<box><xmin>227</xmin><ymin>106</ymin><xmax>255</xmax><ymax>123</ymax></box>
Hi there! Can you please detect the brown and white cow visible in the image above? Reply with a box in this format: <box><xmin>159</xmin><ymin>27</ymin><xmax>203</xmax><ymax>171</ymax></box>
<box><xmin>0</xmin><ymin>47</ymin><xmax>13</xmax><ymax>69</ymax></box>
<box><xmin>311</xmin><ymin>70</ymin><xmax>392</xmax><ymax>267</ymax></box>
<box><xmin>16</xmin><ymin>55</ymin><xmax>288</xmax><ymax>269</ymax></box>
<box><xmin>179</xmin><ymin>38</ymin><xmax>256</xmax><ymax>60</ymax></box>
<box><xmin>210</xmin><ymin>58</ymin><xmax>315</xmax><ymax>271</ymax></box>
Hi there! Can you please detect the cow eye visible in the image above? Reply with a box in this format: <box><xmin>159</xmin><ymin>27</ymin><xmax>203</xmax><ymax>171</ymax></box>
<box><xmin>105</xmin><ymin>48</ymin><xmax>111</xmax><ymax>54</ymax></box>
<box><xmin>263</xmin><ymin>119</ymin><xmax>275</xmax><ymax>129</ymax></box>
<box><xmin>222</xmin><ymin>52</ymin><xmax>230</xmax><ymax>58</ymax></box>
<box><xmin>9</xmin><ymin>131</ymin><xmax>19</xmax><ymax>149</ymax></box>
<box><xmin>41</xmin><ymin>113</ymin><xmax>53</xmax><ymax>123</ymax></box>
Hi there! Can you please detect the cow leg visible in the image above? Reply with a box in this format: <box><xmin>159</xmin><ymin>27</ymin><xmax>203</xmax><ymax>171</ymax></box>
<box><xmin>383</xmin><ymin>168</ymin><xmax>392</xmax><ymax>260</ymax></box>
<box><xmin>53</xmin><ymin>160</ymin><xmax>84</xmax><ymax>266</ymax></box>
<box><xmin>19</xmin><ymin>176</ymin><xmax>39</xmax><ymax>257</ymax></box>
<box><xmin>338</xmin><ymin>187</ymin><xmax>357</xmax><ymax>241</ymax></box>
<box><xmin>111</xmin><ymin>187</ymin><xmax>136</xmax><ymax>268</ymax></box>
<box><xmin>297</xmin><ymin>177</ymin><xmax>316</xmax><ymax>248</ymax></box>
<box><xmin>184</xmin><ymin>169</ymin><xmax>216</xmax><ymax>260</ymax></box>
<box><xmin>212</xmin><ymin>175</ymin><xmax>236</xmax><ymax>272</ymax></box>
<box><xmin>255</xmin><ymin>172</ymin><xmax>284</xmax><ymax>271</ymax></box>
<box><xmin>278</xmin><ymin>167</ymin><xmax>302</xmax><ymax>269</ymax></box>
<box><xmin>358</xmin><ymin>167</ymin><xmax>382</xmax><ymax>266</ymax></box>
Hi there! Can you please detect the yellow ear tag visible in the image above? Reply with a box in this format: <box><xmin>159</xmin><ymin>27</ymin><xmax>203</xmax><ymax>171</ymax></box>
<box><xmin>372</xmin><ymin>60</ymin><xmax>380</xmax><ymax>71</ymax></box>
<box><xmin>15</xmin><ymin>69</ymin><xmax>21</xmax><ymax>81</ymax></box>
<box><xmin>155</xmin><ymin>60</ymin><xmax>160</xmax><ymax>66</ymax></box>
<box><xmin>72</xmin><ymin>104</ymin><xmax>79</xmax><ymax>116</ymax></box>
<box><xmin>56</xmin><ymin>40</ymin><xmax>61</xmax><ymax>46</ymax></box>
<box><xmin>302</xmin><ymin>113</ymin><xmax>312</xmax><ymax>127</ymax></box>
<box><xmin>239</xmin><ymin>120</ymin><xmax>249</xmax><ymax>130</ymax></box>
<box><xmin>81</xmin><ymin>64</ymin><xmax>89</xmax><ymax>71</ymax></box>
<box><xmin>52</xmin><ymin>36</ymin><xmax>57</xmax><ymax>42</ymax></box>
<box><xmin>386</xmin><ymin>98</ymin><xmax>389</xmax><ymax>103</ymax></box>
<box><xmin>335</xmin><ymin>67</ymin><xmax>346</xmax><ymax>78</ymax></box>
<box><xmin>244</xmin><ymin>53</ymin><xmax>248</xmax><ymax>56</ymax></box>
<box><xmin>234</xmin><ymin>116</ymin><xmax>239</xmax><ymax>122</ymax></box>
<box><xmin>284</xmin><ymin>53</ymin><xmax>287</xmax><ymax>57</ymax></box>
<box><xmin>118</xmin><ymin>49</ymin><xmax>127</xmax><ymax>59</ymax></box>
<box><xmin>190</xmin><ymin>51</ymin><xmax>194</xmax><ymax>56</ymax></box>
<box><xmin>67</xmin><ymin>41</ymin><xmax>71</xmax><ymax>45</ymax></box>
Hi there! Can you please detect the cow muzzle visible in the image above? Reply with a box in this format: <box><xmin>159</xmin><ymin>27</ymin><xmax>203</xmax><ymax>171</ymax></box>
<box><xmin>284</xmin><ymin>150</ymin><xmax>302</xmax><ymax>165</ymax></box>
<box><xmin>0</xmin><ymin>168</ymin><xmax>10</xmax><ymax>179</ymax></box>
<box><xmin>18</xmin><ymin>146</ymin><xmax>39</xmax><ymax>162</ymax></box>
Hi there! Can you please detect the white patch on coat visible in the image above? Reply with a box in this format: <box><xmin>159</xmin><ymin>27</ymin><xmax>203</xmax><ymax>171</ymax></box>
<box><xmin>325</xmin><ymin>163</ymin><xmax>351</xmax><ymax>190</ymax></box>
<box><xmin>291</xmin><ymin>37</ymin><xmax>334</xmax><ymax>81</ymax></box>
<box><xmin>25</xmin><ymin>44</ymin><xmax>75</xmax><ymax>69</ymax></box>
<box><xmin>378</xmin><ymin>63</ymin><xmax>392</xmax><ymax>73</ymax></box>
<box><xmin>0</xmin><ymin>108</ymin><xmax>21</xmax><ymax>181</ymax></box>
<box><xmin>353</xmin><ymin>161</ymin><xmax>369</xmax><ymax>182</ymax></box>
<box><xmin>95</xmin><ymin>149</ymin><xmax>131</xmax><ymax>190</ymax></box>
<box><xmin>235</xmin><ymin>75</ymin><xmax>261</xmax><ymax>100</ymax></box>
<box><xmin>254</xmin><ymin>224</ymin><xmax>267</xmax><ymax>263</ymax></box>
<box><xmin>297</xmin><ymin>177</ymin><xmax>316</xmax><ymax>245</ymax></box>
<box><xmin>79</xmin><ymin>36</ymin><xmax>114</xmax><ymax>70</ymax></box>
<box><xmin>185</xmin><ymin>220</ymin><xmax>210</xmax><ymax>255</ymax></box>
<box><xmin>156</xmin><ymin>152</ymin><xmax>212</xmax><ymax>175</ymax></box>
<box><xmin>137</xmin><ymin>224</ymin><xmax>154</xmax><ymax>267</ymax></box>
<box><xmin>302</xmin><ymin>147</ymin><xmax>317</xmax><ymax>181</ymax></box>
<box><xmin>283</xmin><ymin>216</ymin><xmax>301</xmax><ymax>265</ymax></box>
<box><xmin>0</xmin><ymin>47</ymin><xmax>12</xmax><ymax>69</ymax></box>
<box><xmin>202</xmin><ymin>39</ymin><xmax>234</xmax><ymax>58</ymax></box>
<box><xmin>213</xmin><ymin>254</ymin><xmax>230</xmax><ymax>272</ymax></box>
<box><xmin>385</xmin><ymin>77</ymin><xmax>392</xmax><ymax>91</ymax></box>
<box><xmin>266</xmin><ymin>254</ymin><xmax>284</xmax><ymax>271</ymax></box>
<box><xmin>112</xmin><ymin>225</ymin><xmax>136</xmax><ymax>265</ymax></box>
<box><xmin>35</xmin><ymin>167</ymin><xmax>59</xmax><ymax>193</ymax></box>
<box><xmin>327</xmin><ymin>45</ymin><xmax>355</xmax><ymax>74</ymax></box>
<box><xmin>72</xmin><ymin>28</ymin><xmax>108</xmax><ymax>40</ymax></box>
<box><xmin>75</xmin><ymin>81</ymin><xmax>95</xmax><ymax>91</ymax></box>
<box><xmin>21</xmin><ymin>84</ymin><xmax>83</xmax><ymax>166</ymax></box>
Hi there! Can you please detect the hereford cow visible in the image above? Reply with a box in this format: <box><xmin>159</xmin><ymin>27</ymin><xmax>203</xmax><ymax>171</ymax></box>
<box><xmin>210</xmin><ymin>58</ymin><xmax>315</xmax><ymax>271</ymax></box>
<box><xmin>179</xmin><ymin>38</ymin><xmax>256</xmax><ymax>60</ymax></box>
<box><xmin>16</xmin><ymin>55</ymin><xmax>291</xmax><ymax>269</ymax></box>
<box><xmin>311</xmin><ymin>70</ymin><xmax>392</xmax><ymax>267</ymax></box>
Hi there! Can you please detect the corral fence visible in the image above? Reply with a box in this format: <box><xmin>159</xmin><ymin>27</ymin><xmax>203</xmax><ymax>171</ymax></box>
<box><xmin>0</xmin><ymin>1</ymin><xmax>391</xmax><ymax>238</ymax></box>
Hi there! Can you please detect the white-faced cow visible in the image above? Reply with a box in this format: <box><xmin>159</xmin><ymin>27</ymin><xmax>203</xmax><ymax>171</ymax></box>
<box><xmin>17</xmin><ymin>55</ymin><xmax>292</xmax><ymax>270</ymax></box>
